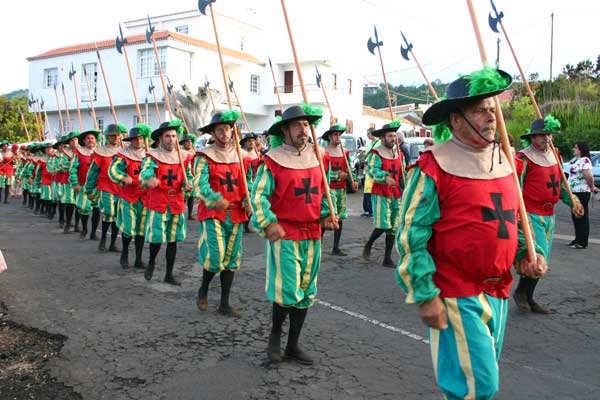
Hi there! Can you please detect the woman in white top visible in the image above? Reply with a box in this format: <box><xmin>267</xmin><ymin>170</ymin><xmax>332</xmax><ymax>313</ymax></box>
<box><xmin>567</xmin><ymin>141</ymin><xmax>598</xmax><ymax>248</ymax></box>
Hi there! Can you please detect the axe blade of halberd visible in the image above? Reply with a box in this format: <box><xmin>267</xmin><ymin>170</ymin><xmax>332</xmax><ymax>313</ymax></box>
<box><xmin>40</xmin><ymin>99</ymin><xmax>45</xmax><ymax>110</ymax></box>
<box><xmin>198</xmin><ymin>0</ymin><xmax>216</xmax><ymax>16</ymax></box>
<box><xmin>149</xmin><ymin>80</ymin><xmax>155</xmax><ymax>93</ymax></box>
<box><xmin>315</xmin><ymin>65</ymin><xmax>322</xmax><ymax>88</ymax></box>
<box><xmin>488</xmin><ymin>0</ymin><xmax>504</xmax><ymax>33</ymax></box>
<box><xmin>68</xmin><ymin>63</ymin><xmax>76</xmax><ymax>80</ymax></box>
<box><xmin>400</xmin><ymin>31</ymin><xmax>413</xmax><ymax>61</ymax></box>
<box><xmin>145</xmin><ymin>16</ymin><xmax>155</xmax><ymax>44</ymax></box>
<box><xmin>228</xmin><ymin>76</ymin><xmax>234</xmax><ymax>91</ymax></box>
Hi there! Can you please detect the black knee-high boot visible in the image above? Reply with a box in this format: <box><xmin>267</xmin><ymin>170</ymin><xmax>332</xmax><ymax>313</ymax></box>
<box><xmin>267</xmin><ymin>303</ymin><xmax>289</xmax><ymax>362</ymax></box>
<box><xmin>133</xmin><ymin>236</ymin><xmax>145</xmax><ymax>269</ymax></box>
<box><xmin>22</xmin><ymin>190</ymin><xmax>28</xmax><ymax>206</ymax></box>
<box><xmin>58</xmin><ymin>202</ymin><xmax>65</xmax><ymax>227</ymax></box>
<box><xmin>34</xmin><ymin>195</ymin><xmax>41</xmax><ymax>214</ymax></box>
<box><xmin>285</xmin><ymin>308</ymin><xmax>313</xmax><ymax>365</ymax></box>
<box><xmin>382</xmin><ymin>233</ymin><xmax>395</xmax><ymax>268</ymax></box>
<box><xmin>332</xmin><ymin>220</ymin><xmax>345</xmax><ymax>255</ymax></box>
<box><xmin>99</xmin><ymin>221</ymin><xmax>110</xmax><ymax>251</ymax></box>
<box><xmin>187</xmin><ymin>196</ymin><xmax>194</xmax><ymax>220</ymax></box>
<box><xmin>90</xmin><ymin>208</ymin><xmax>100</xmax><ymax>240</ymax></box>
<box><xmin>47</xmin><ymin>201</ymin><xmax>53</xmax><ymax>219</ymax></box>
<box><xmin>218</xmin><ymin>270</ymin><xmax>239</xmax><ymax>316</ymax></box>
<box><xmin>64</xmin><ymin>204</ymin><xmax>74</xmax><ymax>233</ymax></box>
<box><xmin>108</xmin><ymin>222</ymin><xmax>119</xmax><ymax>252</ymax></box>
<box><xmin>29</xmin><ymin>192</ymin><xmax>35</xmax><ymax>209</ymax></box>
<box><xmin>164</xmin><ymin>242</ymin><xmax>180</xmax><ymax>285</ymax></box>
<box><xmin>362</xmin><ymin>228</ymin><xmax>385</xmax><ymax>260</ymax></box>
<box><xmin>80</xmin><ymin>214</ymin><xmax>89</xmax><ymax>240</ymax></box>
<box><xmin>120</xmin><ymin>235</ymin><xmax>132</xmax><ymax>269</ymax></box>
<box><xmin>145</xmin><ymin>243</ymin><xmax>161</xmax><ymax>281</ymax></box>
<box><xmin>197</xmin><ymin>269</ymin><xmax>216</xmax><ymax>311</ymax></box>
<box><xmin>527</xmin><ymin>278</ymin><xmax>551</xmax><ymax>314</ymax></box>
<box><xmin>73</xmin><ymin>209</ymin><xmax>80</xmax><ymax>232</ymax></box>
<box><xmin>3</xmin><ymin>186</ymin><xmax>9</xmax><ymax>203</ymax></box>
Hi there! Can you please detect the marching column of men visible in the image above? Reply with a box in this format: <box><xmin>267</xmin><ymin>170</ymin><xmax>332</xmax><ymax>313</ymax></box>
<box><xmin>5</xmin><ymin>71</ymin><xmax>590</xmax><ymax>396</ymax></box>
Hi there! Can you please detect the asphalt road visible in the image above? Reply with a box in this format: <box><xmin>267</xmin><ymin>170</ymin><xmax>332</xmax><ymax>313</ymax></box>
<box><xmin>1</xmin><ymin>193</ymin><xmax>599</xmax><ymax>400</ymax></box>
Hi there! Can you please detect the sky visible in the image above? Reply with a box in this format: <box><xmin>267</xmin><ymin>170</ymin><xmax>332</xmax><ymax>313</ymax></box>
<box><xmin>1</xmin><ymin>0</ymin><xmax>598</xmax><ymax>96</ymax></box>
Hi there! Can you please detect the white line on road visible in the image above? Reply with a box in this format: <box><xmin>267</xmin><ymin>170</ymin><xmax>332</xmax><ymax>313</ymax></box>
<box><xmin>316</xmin><ymin>299</ymin><xmax>429</xmax><ymax>344</ymax></box>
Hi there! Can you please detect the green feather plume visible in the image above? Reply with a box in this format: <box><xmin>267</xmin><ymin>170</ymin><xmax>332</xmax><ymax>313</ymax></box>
<box><xmin>543</xmin><ymin>114</ymin><xmax>561</xmax><ymax>132</ymax></box>
<box><xmin>116</xmin><ymin>123</ymin><xmax>128</xmax><ymax>134</ymax></box>
<box><xmin>220</xmin><ymin>109</ymin><xmax>241</xmax><ymax>123</ymax></box>
<box><xmin>269</xmin><ymin>133</ymin><xmax>284</xmax><ymax>149</ymax></box>
<box><xmin>135</xmin><ymin>123</ymin><xmax>152</xmax><ymax>139</ymax></box>
<box><xmin>466</xmin><ymin>67</ymin><xmax>510</xmax><ymax>97</ymax></box>
<box><xmin>432</xmin><ymin>123</ymin><xmax>453</xmax><ymax>144</ymax></box>
<box><xmin>273</xmin><ymin>115</ymin><xmax>282</xmax><ymax>124</ymax></box>
<box><xmin>521</xmin><ymin>128</ymin><xmax>532</xmax><ymax>147</ymax></box>
<box><xmin>388</xmin><ymin>119</ymin><xmax>401</xmax><ymax>129</ymax></box>
<box><xmin>301</xmin><ymin>103</ymin><xmax>323</xmax><ymax>126</ymax></box>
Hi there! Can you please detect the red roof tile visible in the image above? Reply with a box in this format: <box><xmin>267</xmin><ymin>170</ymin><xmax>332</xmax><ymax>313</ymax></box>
<box><xmin>27</xmin><ymin>30</ymin><xmax>263</xmax><ymax>65</ymax></box>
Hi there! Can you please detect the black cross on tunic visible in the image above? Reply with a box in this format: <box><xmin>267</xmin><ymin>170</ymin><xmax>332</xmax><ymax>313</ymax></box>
<box><xmin>388</xmin><ymin>164</ymin><xmax>399</xmax><ymax>178</ymax></box>
<box><xmin>481</xmin><ymin>192</ymin><xmax>516</xmax><ymax>239</ymax></box>
<box><xmin>162</xmin><ymin>169</ymin><xmax>177</xmax><ymax>187</ymax></box>
<box><xmin>294</xmin><ymin>178</ymin><xmax>319</xmax><ymax>204</ymax></box>
<box><xmin>133</xmin><ymin>165</ymin><xmax>141</xmax><ymax>177</ymax></box>
<box><xmin>219</xmin><ymin>172</ymin><xmax>238</xmax><ymax>192</ymax></box>
<box><xmin>331</xmin><ymin>162</ymin><xmax>341</xmax><ymax>172</ymax></box>
<box><xmin>546</xmin><ymin>174</ymin><xmax>559</xmax><ymax>196</ymax></box>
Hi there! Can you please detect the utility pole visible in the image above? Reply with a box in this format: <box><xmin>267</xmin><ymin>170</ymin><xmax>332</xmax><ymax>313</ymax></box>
<box><xmin>549</xmin><ymin>12</ymin><xmax>554</xmax><ymax>81</ymax></box>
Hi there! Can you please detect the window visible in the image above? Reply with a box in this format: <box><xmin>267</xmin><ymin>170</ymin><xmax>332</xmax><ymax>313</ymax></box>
<box><xmin>250</xmin><ymin>74</ymin><xmax>260</xmax><ymax>94</ymax></box>
<box><xmin>348</xmin><ymin>78</ymin><xmax>352</xmax><ymax>95</ymax></box>
<box><xmin>97</xmin><ymin>118</ymin><xmax>104</xmax><ymax>132</ymax></box>
<box><xmin>81</xmin><ymin>63</ymin><xmax>97</xmax><ymax>101</ymax></box>
<box><xmin>133</xmin><ymin>115</ymin><xmax>141</xmax><ymax>126</ymax></box>
<box><xmin>138</xmin><ymin>48</ymin><xmax>166</xmax><ymax>78</ymax></box>
<box><xmin>175</xmin><ymin>25</ymin><xmax>189</xmax><ymax>35</ymax></box>
<box><xmin>43</xmin><ymin>68</ymin><xmax>58</xmax><ymax>89</ymax></box>
<box><xmin>284</xmin><ymin>71</ymin><xmax>293</xmax><ymax>93</ymax></box>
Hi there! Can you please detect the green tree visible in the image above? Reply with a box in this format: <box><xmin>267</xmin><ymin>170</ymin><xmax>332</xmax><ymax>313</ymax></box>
<box><xmin>0</xmin><ymin>95</ymin><xmax>41</xmax><ymax>143</ymax></box>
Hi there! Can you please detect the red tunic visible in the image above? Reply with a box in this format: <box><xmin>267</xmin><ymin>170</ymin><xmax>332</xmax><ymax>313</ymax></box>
<box><xmin>0</xmin><ymin>154</ymin><xmax>14</xmax><ymax>176</ymax></box>
<box><xmin>265</xmin><ymin>156</ymin><xmax>323</xmax><ymax>241</ymax></box>
<box><xmin>196</xmin><ymin>155</ymin><xmax>250</xmax><ymax>224</ymax></box>
<box><xmin>116</xmin><ymin>154</ymin><xmax>145</xmax><ymax>204</ymax></box>
<box><xmin>143</xmin><ymin>156</ymin><xmax>186</xmax><ymax>214</ymax></box>
<box><xmin>74</xmin><ymin>149</ymin><xmax>93</xmax><ymax>186</ymax></box>
<box><xmin>417</xmin><ymin>152</ymin><xmax>519</xmax><ymax>299</ymax></box>
<box><xmin>323</xmin><ymin>149</ymin><xmax>349</xmax><ymax>190</ymax></box>
<box><xmin>515</xmin><ymin>152</ymin><xmax>561</xmax><ymax>216</ymax></box>
<box><xmin>40</xmin><ymin>160</ymin><xmax>52</xmax><ymax>186</ymax></box>
<box><xmin>370</xmin><ymin>148</ymin><xmax>403</xmax><ymax>198</ymax></box>
<box><xmin>92</xmin><ymin>153</ymin><xmax>120</xmax><ymax>195</ymax></box>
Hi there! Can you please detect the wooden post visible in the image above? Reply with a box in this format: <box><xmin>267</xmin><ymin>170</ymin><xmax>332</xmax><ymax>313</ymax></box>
<box><xmin>268</xmin><ymin>57</ymin><xmax>284</xmax><ymax>112</ymax></box>
<box><xmin>466</xmin><ymin>0</ymin><xmax>536</xmax><ymax>262</ymax></box>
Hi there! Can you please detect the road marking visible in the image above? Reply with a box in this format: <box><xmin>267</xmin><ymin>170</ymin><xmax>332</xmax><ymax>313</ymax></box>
<box><xmin>554</xmin><ymin>234</ymin><xmax>600</xmax><ymax>245</ymax></box>
<box><xmin>316</xmin><ymin>299</ymin><xmax>429</xmax><ymax>344</ymax></box>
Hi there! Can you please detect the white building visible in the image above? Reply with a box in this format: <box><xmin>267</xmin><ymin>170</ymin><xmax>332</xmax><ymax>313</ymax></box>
<box><xmin>27</xmin><ymin>8</ymin><xmax>382</xmax><ymax>140</ymax></box>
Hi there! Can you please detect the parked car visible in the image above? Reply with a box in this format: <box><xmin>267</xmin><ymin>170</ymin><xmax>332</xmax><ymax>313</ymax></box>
<box><xmin>563</xmin><ymin>150</ymin><xmax>600</xmax><ymax>187</ymax></box>
<box><xmin>404</xmin><ymin>137</ymin><xmax>429</xmax><ymax>166</ymax></box>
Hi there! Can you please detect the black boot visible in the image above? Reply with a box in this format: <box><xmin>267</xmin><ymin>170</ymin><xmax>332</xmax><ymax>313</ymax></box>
<box><xmin>363</xmin><ymin>228</ymin><xmax>384</xmax><ymax>261</ymax></box>
<box><xmin>267</xmin><ymin>303</ymin><xmax>289</xmax><ymax>363</ymax></box>
<box><xmin>29</xmin><ymin>193</ymin><xmax>35</xmax><ymax>209</ymax></box>
<box><xmin>197</xmin><ymin>269</ymin><xmax>216</xmax><ymax>311</ymax></box>
<box><xmin>285</xmin><ymin>308</ymin><xmax>313</xmax><ymax>365</ymax></box>
<box><xmin>187</xmin><ymin>196</ymin><xmax>194</xmax><ymax>220</ymax></box>
<box><xmin>34</xmin><ymin>195</ymin><xmax>40</xmax><ymax>214</ymax></box>
<box><xmin>382</xmin><ymin>233</ymin><xmax>395</xmax><ymax>268</ymax></box>
<box><xmin>108</xmin><ymin>222</ymin><xmax>120</xmax><ymax>252</ymax></box>
<box><xmin>58</xmin><ymin>202</ymin><xmax>65</xmax><ymax>227</ymax></box>
<box><xmin>120</xmin><ymin>235</ymin><xmax>131</xmax><ymax>269</ymax></box>
<box><xmin>47</xmin><ymin>201</ymin><xmax>54</xmax><ymax>219</ymax></box>
<box><xmin>331</xmin><ymin>220</ymin><xmax>346</xmax><ymax>256</ymax></box>
<box><xmin>527</xmin><ymin>278</ymin><xmax>552</xmax><ymax>314</ymax></box>
<box><xmin>217</xmin><ymin>270</ymin><xmax>240</xmax><ymax>317</ymax></box>
<box><xmin>73</xmin><ymin>210</ymin><xmax>80</xmax><ymax>232</ymax></box>
<box><xmin>98</xmin><ymin>221</ymin><xmax>109</xmax><ymax>252</ymax></box>
<box><xmin>90</xmin><ymin>208</ymin><xmax>100</xmax><ymax>240</ymax></box>
<box><xmin>133</xmin><ymin>235</ymin><xmax>146</xmax><ymax>269</ymax></box>
<box><xmin>80</xmin><ymin>214</ymin><xmax>89</xmax><ymax>240</ymax></box>
<box><xmin>3</xmin><ymin>186</ymin><xmax>9</xmax><ymax>203</ymax></box>
<box><xmin>513</xmin><ymin>276</ymin><xmax>531</xmax><ymax>312</ymax></box>
<box><xmin>164</xmin><ymin>242</ymin><xmax>180</xmax><ymax>285</ymax></box>
<box><xmin>145</xmin><ymin>243</ymin><xmax>161</xmax><ymax>281</ymax></box>
<box><xmin>64</xmin><ymin>204</ymin><xmax>74</xmax><ymax>233</ymax></box>
<box><xmin>22</xmin><ymin>190</ymin><xmax>28</xmax><ymax>206</ymax></box>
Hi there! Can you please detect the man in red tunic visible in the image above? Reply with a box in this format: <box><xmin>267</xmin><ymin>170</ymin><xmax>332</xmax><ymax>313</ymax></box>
<box><xmin>395</xmin><ymin>68</ymin><xmax>547</xmax><ymax>399</ymax></box>
<box><xmin>194</xmin><ymin>110</ymin><xmax>252</xmax><ymax>316</ymax></box>
<box><xmin>140</xmin><ymin>120</ymin><xmax>192</xmax><ymax>285</ymax></box>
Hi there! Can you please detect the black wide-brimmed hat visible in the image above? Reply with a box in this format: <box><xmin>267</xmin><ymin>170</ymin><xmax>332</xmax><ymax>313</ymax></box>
<box><xmin>422</xmin><ymin>68</ymin><xmax>512</xmax><ymax>126</ymax></box>
<box><xmin>321</xmin><ymin>123</ymin><xmax>346</xmax><ymax>142</ymax></box>
<box><xmin>78</xmin><ymin>129</ymin><xmax>100</xmax><ymax>142</ymax></box>
<box><xmin>104</xmin><ymin>123</ymin><xmax>127</xmax><ymax>136</ymax></box>
<box><xmin>124</xmin><ymin>123</ymin><xmax>152</xmax><ymax>141</ymax></box>
<box><xmin>372</xmin><ymin>120</ymin><xmax>401</xmax><ymax>138</ymax></box>
<box><xmin>239</xmin><ymin>132</ymin><xmax>259</xmax><ymax>147</ymax></box>
<box><xmin>267</xmin><ymin>104</ymin><xmax>322</xmax><ymax>136</ymax></box>
<box><xmin>151</xmin><ymin>119</ymin><xmax>183</xmax><ymax>142</ymax></box>
<box><xmin>520</xmin><ymin>115</ymin><xmax>562</xmax><ymax>139</ymax></box>
<box><xmin>198</xmin><ymin>110</ymin><xmax>240</xmax><ymax>134</ymax></box>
